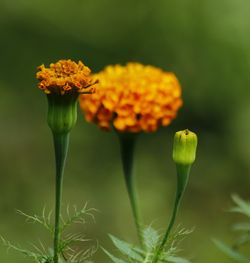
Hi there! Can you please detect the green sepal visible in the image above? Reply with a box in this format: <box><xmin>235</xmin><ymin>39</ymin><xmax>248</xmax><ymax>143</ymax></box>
<box><xmin>47</xmin><ymin>93</ymin><xmax>78</xmax><ymax>135</ymax></box>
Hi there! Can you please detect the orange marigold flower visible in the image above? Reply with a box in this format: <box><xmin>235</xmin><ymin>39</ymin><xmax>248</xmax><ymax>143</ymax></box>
<box><xmin>36</xmin><ymin>59</ymin><xmax>97</xmax><ymax>95</ymax></box>
<box><xmin>79</xmin><ymin>63</ymin><xmax>182</xmax><ymax>132</ymax></box>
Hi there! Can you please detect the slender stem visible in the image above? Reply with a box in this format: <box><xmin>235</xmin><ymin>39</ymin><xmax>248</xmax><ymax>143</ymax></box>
<box><xmin>118</xmin><ymin>134</ymin><xmax>143</xmax><ymax>246</ymax></box>
<box><xmin>53</xmin><ymin>132</ymin><xmax>69</xmax><ymax>263</ymax></box>
<box><xmin>152</xmin><ymin>165</ymin><xmax>191</xmax><ymax>263</ymax></box>
<box><xmin>152</xmin><ymin>192</ymin><xmax>182</xmax><ymax>263</ymax></box>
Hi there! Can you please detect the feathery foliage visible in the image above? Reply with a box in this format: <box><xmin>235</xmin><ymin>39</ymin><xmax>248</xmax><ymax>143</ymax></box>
<box><xmin>2</xmin><ymin>204</ymin><xmax>98</xmax><ymax>263</ymax></box>
<box><xmin>214</xmin><ymin>195</ymin><xmax>250</xmax><ymax>262</ymax></box>
<box><xmin>103</xmin><ymin>225</ymin><xmax>192</xmax><ymax>263</ymax></box>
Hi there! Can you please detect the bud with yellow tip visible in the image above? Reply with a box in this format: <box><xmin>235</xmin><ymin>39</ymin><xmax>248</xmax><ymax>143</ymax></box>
<box><xmin>152</xmin><ymin>129</ymin><xmax>198</xmax><ymax>263</ymax></box>
<box><xmin>172</xmin><ymin>129</ymin><xmax>198</xmax><ymax>199</ymax></box>
<box><xmin>173</xmin><ymin>129</ymin><xmax>197</xmax><ymax>166</ymax></box>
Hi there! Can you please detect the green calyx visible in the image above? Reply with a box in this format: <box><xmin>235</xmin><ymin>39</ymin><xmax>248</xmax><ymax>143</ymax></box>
<box><xmin>172</xmin><ymin>129</ymin><xmax>198</xmax><ymax>166</ymax></box>
<box><xmin>47</xmin><ymin>93</ymin><xmax>78</xmax><ymax>135</ymax></box>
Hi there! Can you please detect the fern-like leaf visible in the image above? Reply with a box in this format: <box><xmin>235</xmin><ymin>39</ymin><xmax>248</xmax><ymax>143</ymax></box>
<box><xmin>102</xmin><ymin>247</ymin><xmax>128</xmax><ymax>263</ymax></box>
<box><xmin>142</xmin><ymin>226</ymin><xmax>160</xmax><ymax>253</ymax></box>
<box><xmin>109</xmin><ymin>234</ymin><xmax>143</xmax><ymax>261</ymax></box>
<box><xmin>213</xmin><ymin>239</ymin><xmax>250</xmax><ymax>263</ymax></box>
<box><xmin>230</xmin><ymin>195</ymin><xmax>250</xmax><ymax>217</ymax></box>
<box><xmin>104</xmin><ymin>225</ymin><xmax>192</xmax><ymax>263</ymax></box>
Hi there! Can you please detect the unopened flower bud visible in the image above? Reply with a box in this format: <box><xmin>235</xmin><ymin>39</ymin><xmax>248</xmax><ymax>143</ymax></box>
<box><xmin>152</xmin><ymin>130</ymin><xmax>198</xmax><ymax>262</ymax></box>
<box><xmin>173</xmin><ymin>129</ymin><xmax>197</xmax><ymax>166</ymax></box>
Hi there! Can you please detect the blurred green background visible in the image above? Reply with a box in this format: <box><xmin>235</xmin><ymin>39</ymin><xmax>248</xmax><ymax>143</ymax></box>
<box><xmin>1</xmin><ymin>0</ymin><xmax>250</xmax><ymax>262</ymax></box>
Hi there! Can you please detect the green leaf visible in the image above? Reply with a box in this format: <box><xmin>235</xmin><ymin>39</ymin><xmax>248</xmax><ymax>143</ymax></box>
<box><xmin>166</xmin><ymin>255</ymin><xmax>191</xmax><ymax>263</ymax></box>
<box><xmin>230</xmin><ymin>195</ymin><xmax>250</xmax><ymax>217</ymax></box>
<box><xmin>48</xmin><ymin>248</ymin><xmax>54</xmax><ymax>256</ymax></box>
<box><xmin>143</xmin><ymin>226</ymin><xmax>160</xmax><ymax>252</ymax></box>
<box><xmin>233</xmin><ymin>234</ymin><xmax>250</xmax><ymax>249</ymax></box>
<box><xmin>232</xmin><ymin>223</ymin><xmax>250</xmax><ymax>231</ymax></box>
<box><xmin>108</xmin><ymin>234</ymin><xmax>143</xmax><ymax>261</ymax></box>
<box><xmin>213</xmin><ymin>239</ymin><xmax>250</xmax><ymax>263</ymax></box>
<box><xmin>102</xmin><ymin>247</ymin><xmax>128</xmax><ymax>263</ymax></box>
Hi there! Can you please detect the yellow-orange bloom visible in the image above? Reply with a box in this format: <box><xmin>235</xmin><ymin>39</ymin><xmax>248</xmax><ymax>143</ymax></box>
<box><xmin>36</xmin><ymin>59</ymin><xmax>97</xmax><ymax>95</ymax></box>
<box><xmin>80</xmin><ymin>63</ymin><xmax>182</xmax><ymax>132</ymax></box>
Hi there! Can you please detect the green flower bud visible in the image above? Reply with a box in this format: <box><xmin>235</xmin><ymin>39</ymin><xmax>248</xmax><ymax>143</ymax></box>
<box><xmin>152</xmin><ymin>129</ymin><xmax>198</xmax><ymax>262</ymax></box>
<box><xmin>47</xmin><ymin>93</ymin><xmax>78</xmax><ymax>135</ymax></box>
<box><xmin>172</xmin><ymin>129</ymin><xmax>198</xmax><ymax>166</ymax></box>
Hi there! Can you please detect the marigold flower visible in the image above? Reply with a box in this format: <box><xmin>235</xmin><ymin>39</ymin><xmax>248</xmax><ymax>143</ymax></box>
<box><xmin>36</xmin><ymin>59</ymin><xmax>97</xmax><ymax>262</ymax></box>
<box><xmin>36</xmin><ymin>59</ymin><xmax>96</xmax><ymax>95</ymax></box>
<box><xmin>79</xmin><ymin>63</ymin><xmax>182</xmax><ymax>132</ymax></box>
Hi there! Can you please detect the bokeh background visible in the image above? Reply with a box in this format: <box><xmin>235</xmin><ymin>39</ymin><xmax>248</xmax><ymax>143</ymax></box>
<box><xmin>1</xmin><ymin>0</ymin><xmax>250</xmax><ymax>262</ymax></box>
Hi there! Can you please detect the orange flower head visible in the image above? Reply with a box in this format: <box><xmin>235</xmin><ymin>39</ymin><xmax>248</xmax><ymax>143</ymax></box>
<box><xmin>80</xmin><ymin>63</ymin><xmax>182</xmax><ymax>133</ymax></box>
<box><xmin>36</xmin><ymin>59</ymin><xmax>97</xmax><ymax>95</ymax></box>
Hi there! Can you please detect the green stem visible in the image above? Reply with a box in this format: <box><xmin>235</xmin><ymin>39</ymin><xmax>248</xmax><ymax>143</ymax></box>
<box><xmin>118</xmin><ymin>134</ymin><xmax>143</xmax><ymax>246</ymax></box>
<box><xmin>152</xmin><ymin>165</ymin><xmax>191</xmax><ymax>263</ymax></box>
<box><xmin>53</xmin><ymin>132</ymin><xmax>69</xmax><ymax>263</ymax></box>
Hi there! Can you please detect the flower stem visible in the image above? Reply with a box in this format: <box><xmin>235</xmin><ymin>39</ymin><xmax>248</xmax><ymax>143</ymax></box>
<box><xmin>53</xmin><ymin>132</ymin><xmax>69</xmax><ymax>263</ymax></box>
<box><xmin>152</xmin><ymin>165</ymin><xmax>191</xmax><ymax>263</ymax></box>
<box><xmin>118</xmin><ymin>134</ymin><xmax>143</xmax><ymax>247</ymax></box>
